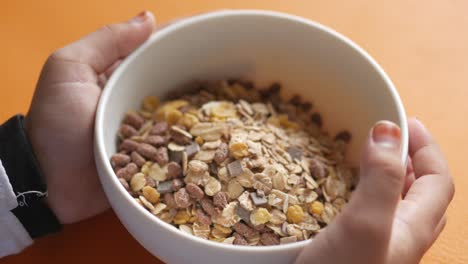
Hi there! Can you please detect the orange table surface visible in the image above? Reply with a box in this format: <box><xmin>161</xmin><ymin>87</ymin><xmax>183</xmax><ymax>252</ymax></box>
<box><xmin>2</xmin><ymin>1</ymin><xmax>467</xmax><ymax>263</ymax></box>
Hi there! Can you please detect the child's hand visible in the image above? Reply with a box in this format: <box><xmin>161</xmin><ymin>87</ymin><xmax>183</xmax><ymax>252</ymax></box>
<box><xmin>296</xmin><ymin>118</ymin><xmax>454</xmax><ymax>264</ymax></box>
<box><xmin>25</xmin><ymin>11</ymin><xmax>156</xmax><ymax>224</ymax></box>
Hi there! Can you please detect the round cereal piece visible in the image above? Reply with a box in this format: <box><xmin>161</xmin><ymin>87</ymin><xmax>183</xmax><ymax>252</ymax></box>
<box><xmin>286</xmin><ymin>205</ymin><xmax>304</xmax><ymax>224</ymax></box>
<box><xmin>308</xmin><ymin>201</ymin><xmax>324</xmax><ymax>215</ymax></box>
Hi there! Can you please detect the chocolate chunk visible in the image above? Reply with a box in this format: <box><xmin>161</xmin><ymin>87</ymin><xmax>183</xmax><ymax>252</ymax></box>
<box><xmin>236</xmin><ymin>205</ymin><xmax>251</xmax><ymax>224</ymax></box>
<box><xmin>169</xmin><ymin>150</ymin><xmax>184</xmax><ymax>164</ymax></box>
<box><xmin>185</xmin><ymin>141</ymin><xmax>200</xmax><ymax>158</ymax></box>
<box><xmin>287</xmin><ymin>146</ymin><xmax>303</xmax><ymax>161</ymax></box>
<box><xmin>227</xmin><ymin>160</ymin><xmax>244</xmax><ymax>177</ymax></box>
<box><xmin>249</xmin><ymin>192</ymin><xmax>268</xmax><ymax>206</ymax></box>
<box><xmin>157</xmin><ymin>181</ymin><xmax>174</xmax><ymax>194</ymax></box>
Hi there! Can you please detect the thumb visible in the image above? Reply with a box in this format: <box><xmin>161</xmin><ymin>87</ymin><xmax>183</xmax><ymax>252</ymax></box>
<box><xmin>350</xmin><ymin>120</ymin><xmax>405</xmax><ymax>223</ymax></box>
<box><xmin>45</xmin><ymin>11</ymin><xmax>155</xmax><ymax>84</ymax></box>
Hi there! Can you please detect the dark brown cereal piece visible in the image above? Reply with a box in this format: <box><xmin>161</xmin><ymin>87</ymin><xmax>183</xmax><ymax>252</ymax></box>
<box><xmin>123</xmin><ymin>112</ymin><xmax>145</xmax><ymax>129</ymax></box>
<box><xmin>186</xmin><ymin>183</ymin><xmax>205</xmax><ymax>200</ymax></box>
<box><xmin>154</xmin><ymin>147</ymin><xmax>169</xmax><ymax>166</ymax></box>
<box><xmin>174</xmin><ymin>188</ymin><xmax>191</xmax><ymax>208</ymax></box>
<box><xmin>116</xmin><ymin>163</ymin><xmax>138</xmax><ymax>181</ymax></box>
<box><xmin>130</xmin><ymin>151</ymin><xmax>146</xmax><ymax>167</ymax></box>
<box><xmin>171</xmin><ymin>178</ymin><xmax>184</xmax><ymax>191</ymax></box>
<box><xmin>185</xmin><ymin>141</ymin><xmax>200</xmax><ymax>158</ymax></box>
<box><xmin>145</xmin><ymin>135</ymin><xmax>168</xmax><ymax>147</ymax></box>
<box><xmin>288</xmin><ymin>95</ymin><xmax>302</xmax><ymax>105</ymax></box>
<box><xmin>227</xmin><ymin>160</ymin><xmax>244</xmax><ymax>177</ymax></box>
<box><xmin>111</xmin><ymin>153</ymin><xmax>131</xmax><ymax>168</ymax></box>
<box><xmin>310</xmin><ymin>159</ymin><xmax>328</xmax><ymax>179</ymax></box>
<box><xmin>300</xmin><ymin>101</ymin><xmax>313</xmax><ymax>112</ymax></box>
<box><xmin>334</xmin><ymin>130</ymin><xmax>352</xmax><ymax>143</ymax></box>
<box><xmin>260</xmin><ymin>232</ymin><xmax>280</xmax><ymax>246</ymax></box>
<box><xmin>118</xmin><ymin>178</ymin><xmax>130</xmax><ymax>192</ymax></box>
<box><xmin>213</xmin><ymin>192</ymin><xmax>228</xmax><ymax>208</ymax></box>
<box><xmin>233</xmin><ymin>222</ymin><xmax>258</xmax><ymax>239</ymax></box>
<box><xmin>167</xmin><ymin>161</ymin><xmax>182</xmax><ymax>179</ymax></box>
<box><xmin>233</xmin><ymin>232</ymin><xmax>249</xmax><ymax>246</ymax></box>
<box><xmin>209</xmin><ymin>162</ymin><xmax>218</xmax><ymax>176</ymax></box>
<box><xmin>145</xmin><ymin>176</ymin><xmax>156</xmax><ymax>188</ymax></box>
<box><xmin>200</xmin><ymin>198</ymin><xmax>220</xmax><ymax>216</ymax></box>
<box><xmin>170</xmin><ymin>126</ymin><xmax>192</xmax><ymax>145</ymax></box>
<box><xmin>310</xmin><ymin>112</ymin><xmax>323</xmax><ymax>127</ymax></box>
<box><xmin>196</xmin><ymin>209</ymin><xmax>212</xmax><ymax>225</ymax></box>
<box><xmin>137</xmin><ymin>143</ymin><xmax>158</xmax><ymax>159</ymax></box>
<box><xmin>119</xmin><ymin>124</ymin><xmax>138</xmax><ymax>138</ymax></box>
<box><xmin>157</xmin><ymin>181</ymin><xmax>174</xmax><ymax>194</ymax></box>
<box><xmin>214</xmin><ymin>142</ymin><xmax>229</xmax><ymax>165</ymax></box>
<box><xmin>151</xmin><ymin>121</ymin><xmax>168</xmax><ymax>135</ymax></box>
<box><xmin>163</xmin><ymin>193</ymin><xmax>177</xmax><ymax>208</ymax></box>
<box><xmin>119</xmin><ymin>139</ymin><xmax>140</xmax><ymax>152</ymax></box>
<box><xmin>253</xmin><ymin>224</ymin><xmax>267</xmax><ymax>232</ymax></box>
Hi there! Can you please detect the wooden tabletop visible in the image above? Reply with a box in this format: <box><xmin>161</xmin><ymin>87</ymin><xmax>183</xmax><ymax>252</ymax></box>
<box><xmin>2</xmin><ymin>1</ymin><xmax>467</xmax><ymax>263</ymax></box>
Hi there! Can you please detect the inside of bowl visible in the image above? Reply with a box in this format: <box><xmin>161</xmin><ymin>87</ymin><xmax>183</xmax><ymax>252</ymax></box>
<box><xmin>102</xmin><ymin>12</ymin><xmax>406</xmax><ymax>166</ymax></box>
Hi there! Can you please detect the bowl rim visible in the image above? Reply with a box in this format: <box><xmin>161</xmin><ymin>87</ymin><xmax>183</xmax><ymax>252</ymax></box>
<box><xmin>95</xmin><ymin>9</ymin><xmax>408</xmax><ymax>253</ymax></box>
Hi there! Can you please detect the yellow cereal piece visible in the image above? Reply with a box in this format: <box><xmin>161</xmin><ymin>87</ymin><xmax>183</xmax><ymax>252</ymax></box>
<box><xmin>195</xmin><ymin>136</ymin><xmax>204</xmax><ymax>145</ymax></box>
<box><xmin>142</xmin><ymin>186</ymin><xmax>160</xmax><ymax>204</ymax></box>
<box><xmin>130</xmin><ymin>173</ymin><xmax>146</xmax><ymax>192</ymax></box>
<box><xmin>141</xmin><ymin>161</ymin><xmax>153</xmax><ymax>175</ymax></box>
<box><xmin>166</xmin><ymin>109</ymin><xmax>183</xmax><ymax>125</ymax></box>
<box><xmin>180</xmin><ymin>113</ymin><xmax>199</xmax><ymax>129</ymax></box>
<box><xmin>287</xmin><ymin>205</ymin><xmax>304</xmax><ymax>224</ymax></box>
<box><xmin>250</xmin><ymin>208</ymin><xmax>272</xmax><ymax>225</ymax></box>
<box><xmin>142</xmin><ymin>95</ymin><xmax>160</xmax><ymax>112</ymax></box>
<box><xmin>188</xmin><ymin>215</ymin><xmax>198</xmax><ymax>224</ymax></box>
<box><xmin>309</xmin><ymin>201</ymin><xmax>324</xmax><ymax>215</ymax></box>
<box><xmin>278</xmin><ymin>114</ymin><xmax>299</xmax><ymax>130</ymax></box>
<box><xmin>164</xmin><ymin>100</ymin><xmax>189</xmax><ymax>110</ymax></box>
<box><xmin>229</xmin><ymin>142</ymin><xmax>249</xmax><ymax>159</ymax></box>
<box><xmin>173</xmin><ymin>210</ymin><xmax>191</xmax><ymax>225</ymax></box>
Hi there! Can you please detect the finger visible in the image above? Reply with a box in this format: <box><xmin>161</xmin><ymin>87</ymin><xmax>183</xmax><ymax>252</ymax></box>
<box><xmin>104</xmin><ymin>59</ymin><xmax>123</xmax><ymax>79</ymax></box>
<box><xmin>427</xmin><ymin>215</ymin><xmax>447</xmax><ymax>250</ymax></box>
<box><xmin>395</xmin><ymin>118</ymin><xmax>454</xmax><ymax>249</ymax></box>
<box><xmin>311</xmin><ymin>121</ymin><xmax>405</xmax><ymax>263</ymax></box>
<box><xmin>403</xmin><ymin>156</ymin><xmax>415</xmax><ymax>196</ymax></box>
<box><xmin>345</xmin><ymin>121</ymin><xmax>405</xmax><ymax>223</ymax></box>
<box><xmin>409</xmin><ymin>118</ymin><xmax>449</xmax><ymax>178</ymax></box>
<box><xmin>50</xmin><ymin>11</ymin><xmax>155</xmax><ymax>74</ymax></box>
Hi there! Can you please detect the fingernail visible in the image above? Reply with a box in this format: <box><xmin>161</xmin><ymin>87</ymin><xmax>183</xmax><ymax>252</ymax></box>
<box><xmin>130</xmin><ymin>11</ymin><xmax>149</xmax><ymax>23</ymax></box>
<box><xmin>372</xmin><ymin>121</ymin><xmax>401</xmax><ymax>148</ymax></box>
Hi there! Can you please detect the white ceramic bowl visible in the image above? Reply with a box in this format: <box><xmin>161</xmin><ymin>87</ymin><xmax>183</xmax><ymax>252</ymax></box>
<box><xmin>94</xmin><ymin>10</ymin><xmax>408</xmax><ymax>264</ymax></box>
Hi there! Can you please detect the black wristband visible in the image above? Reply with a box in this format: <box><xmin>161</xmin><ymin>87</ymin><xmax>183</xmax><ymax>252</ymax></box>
<box><xmin>0</xmin><ymin>115</ymin><xmax>62</xmax><ymax>238</ymax></box>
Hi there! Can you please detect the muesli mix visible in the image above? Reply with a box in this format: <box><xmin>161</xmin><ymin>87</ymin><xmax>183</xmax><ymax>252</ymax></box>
<box><xmin>110</xmin><ymin>80</ymin><xmax>357</xmax><ymax>246</ymax></box>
